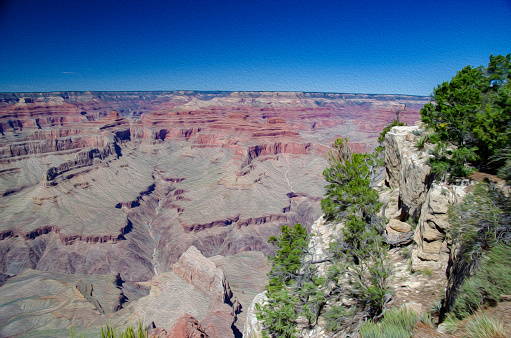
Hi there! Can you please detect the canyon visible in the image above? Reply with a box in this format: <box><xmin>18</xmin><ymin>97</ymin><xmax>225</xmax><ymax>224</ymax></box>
<box><xmin>0</xmin><ymin>91</ymin><xmax>428</xmax><ymax>336</ymax></box>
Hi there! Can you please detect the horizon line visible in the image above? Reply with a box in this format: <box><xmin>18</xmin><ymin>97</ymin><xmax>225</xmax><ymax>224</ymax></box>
<box><xmin>0</xmin><ymin>90</ymin><xmax>432</xmax><ymax>98</ymax></box>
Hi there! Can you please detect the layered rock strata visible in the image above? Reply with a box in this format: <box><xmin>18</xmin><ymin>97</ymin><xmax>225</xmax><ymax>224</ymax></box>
<box><xmin>0</xmin><ymin>91</ymin><xmax>427</xmax><ymax>335</ymax></box>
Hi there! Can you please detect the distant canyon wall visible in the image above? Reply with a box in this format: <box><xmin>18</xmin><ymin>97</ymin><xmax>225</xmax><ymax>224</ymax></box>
<box><xmin>0</xmin><ymin>91</ymin><xmax>428</xmax><ymax>281</ymax></box>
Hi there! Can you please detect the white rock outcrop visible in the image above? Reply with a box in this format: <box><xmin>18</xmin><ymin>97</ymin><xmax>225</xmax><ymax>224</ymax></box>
<box><xmin>385</xmin><ymin>125</ymin><xmax>432</xmax><ymax>219</ymax></box>
<box><xmin>243</xmin><ymin>291</ymin><xmax>267</xmax><ymax>338</ymax></box>
<box><xmin>384</xmin><ymin>125</ymin><xmax>469</xmax><ymax>270</ymax></box>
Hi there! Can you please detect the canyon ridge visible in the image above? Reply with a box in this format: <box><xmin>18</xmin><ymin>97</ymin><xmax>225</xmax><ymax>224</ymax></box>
<box><xmin>0</xmin><ymin>91</ymin><xmax>428</xmax><ymax>336</ymax></box>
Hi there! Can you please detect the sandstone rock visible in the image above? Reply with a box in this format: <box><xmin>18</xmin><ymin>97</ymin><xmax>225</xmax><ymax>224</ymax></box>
<box><xmin>383</xmin><ymin>125</ymin><xmax>471</xmax><ymax>271</ymax></box>
<box><xmin>385</xmin><ymin>125</ymin><xmax>432</xmax><ymax>219</ymax></box>
<box><xmin>148</xmin><ymin>327</ymin><xmax>168</xmax><ymax>337</ymax></box>
<box><xmin>173</xmin><ymin>246</ymin><xmax>232</xmax><ymax>304</ymax></box>
<box><xmin>426</xmin><ymin>213</ymin><xmax>449</xmax><ymax>231</ymax></box>
<box><xmin>201</xmin><ymin>304</ymin><xmax>236</xmax><ymax>338</ymax></box>
<box><xmin>167</xmin><ymin>314</ymin><xmax>209</xmax><ymax>338</ymax></box>
<box><xmin>422</xmin><ymin>222</ymin><xmax>445</xmax><ymax>242</ymax></box>
<box><xmin>428</xmin><ymin>187</ymin><xmax>450</xmax><ymax>214</ymax></box>
<box><xmin>422</xmin><ymin>240</ymin><xmax>442</xmax><ymax>254</ymax></box>
<box><xmin>131</xmin><ymin>272</ymin><xmax>218</xmax><ymax>333</ymax></box>
<box><xmin>417</xmin><ymin>250</ymin><xmax>443</xmax><ymax>261</ymax></box>
<box><xmin>388</xmin><ymin>219</ymin><xmax>412</xmax><ymax>233</ymax></box>
<box><xmin>307</xmin><ymin>216</ymin><xmax>342</xmax><ymax>276</ymax></box>
<box><xmin>209</xmin><ymin>251</ymin><xmax>270</xmax><ymax>329</ymax></box>
<box><xmin>412</xmin><ymin>182</ymin><xmax>467</xmax><ymax>270</ymax></box>
<box><xmin>0</xmin><ymin>269</ymin><xmax>129</xmax><ymax>337</ymax></box>
<box><xmin>386</xmin><ymin>226</ymin><xmax>404</xmax><ymax>240</ymax></box>
<box><xmin>379</xmin><ymin>187</ymin><xmax>401</xmax><ymax>220</ymax></box>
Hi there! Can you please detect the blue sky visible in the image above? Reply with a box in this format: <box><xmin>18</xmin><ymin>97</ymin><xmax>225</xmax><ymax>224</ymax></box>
<box><xmin>0</xmin><ymin>0</ymin><xmax>510</xmax><ymax>95</ymax></box>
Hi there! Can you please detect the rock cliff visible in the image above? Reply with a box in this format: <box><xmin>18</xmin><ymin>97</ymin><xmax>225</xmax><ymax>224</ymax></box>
<box><xmin>383</xmin><ymin>124</ymin><xmax>468</xmax><ymax>271</ymax></box>
<box><xmin>245</xmin><ymin>124</ymin><xmax>471</xmax><ymax>337</ymax></box>
<box><xmin>0</xmin><ymin>91</ymin><xmax>428</xmax><ymax>336</ymax></box>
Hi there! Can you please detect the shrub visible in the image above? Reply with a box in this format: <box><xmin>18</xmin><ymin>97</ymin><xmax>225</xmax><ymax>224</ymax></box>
<box><xmin>451</xmin><ymin>243</ymin><xmax>511</xmax><ymax>319</ymax></box>
<box><xmin>322</xmin><ymin>138</ymin><xmax>390</xmax><ymax>319</ymax></box>
<box><xmin>420</xmin><ymin>54</ymin><xmax>511</xmax><ymax>179</ymax></box>
<box><xmin>71</xmin><ymin>322</ymin><xmax>148</xmax><ymax>338</ymax></box>
<box><xmin>100</xmin><ymin>322</ymin><xmax>147</xmax><ymax>338</ymax></box>
<box><xmin>266</xmin><ymin>224</ymin><xmax>308</xmax><ymax>293</ymax></box>
<box><xmin>256</xmin><ymin>224</ymin><xmax>308</xmax><ymax>337</ymax></box>
<box><xmin>464</xmin><ymin>312</ymin><xmax>507</xmax><ymax>338</ymax></box>
<box><xmin>359</xmin><ymin>307</ymin><xmax>419</xmax><ymax>338</ymax></box>
<box><xmin>448</xmin><ymin>183</ymin><xmax>510</xmax><ymax>263</ymax></box>
<box><xmin>414</xmin><ymin>134</ymin><xmax>430</xmax><ymax>151</ymax></box>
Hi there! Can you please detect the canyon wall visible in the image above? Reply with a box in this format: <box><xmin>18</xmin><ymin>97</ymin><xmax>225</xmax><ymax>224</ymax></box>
<box><xmin>0</xmin><ymin>91</ymin><xmax>427</xmax><ymax>336</ymax></box>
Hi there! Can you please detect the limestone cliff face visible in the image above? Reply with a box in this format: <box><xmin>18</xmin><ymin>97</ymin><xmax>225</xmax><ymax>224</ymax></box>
<box><xmin>384</xmin><ymin>125</ymin><xmax>432</xmax><ymax>219</ymax></box>
<box><xmin>384</xmin><ymin>125</ymin><xmax>468</xmax><ymax>270</ymax></box>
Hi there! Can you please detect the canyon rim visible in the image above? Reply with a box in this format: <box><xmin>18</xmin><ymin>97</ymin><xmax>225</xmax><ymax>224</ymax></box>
<box><xmin>0</xmin><ymin>91</ymin><xmax>428</xmax><ymax>336</ymax></box>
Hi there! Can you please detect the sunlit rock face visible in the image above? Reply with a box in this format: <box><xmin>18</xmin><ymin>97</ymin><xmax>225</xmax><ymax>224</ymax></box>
<box><xmin>0</xmin><ymin>91</ymin><xmax>427</xmax><ymax>335</ymax></box>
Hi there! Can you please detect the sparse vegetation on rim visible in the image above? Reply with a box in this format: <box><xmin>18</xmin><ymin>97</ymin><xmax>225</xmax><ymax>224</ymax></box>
<box><xmin>257</xmin><ymin>137</ymin><xmax>390</xmax><ymax>337</ymax></box>
<box><xmin>70</xmin><ymin>321</ymin><xmax>148</xmax><ymax>338</ymax></box>
<box><xmin>256</xmin><ymin>53</ymin><xmax>511</xmax><ymax>337</ymax></box>
<box><xmin>359</xmin><ymin>307</ymin><xmax>433</xmax><ymax>338</ymax></box>
<box><xmin>464</xmin><ymin>312</ymin><xmax>507</xmax><ymax>338</ymax></box>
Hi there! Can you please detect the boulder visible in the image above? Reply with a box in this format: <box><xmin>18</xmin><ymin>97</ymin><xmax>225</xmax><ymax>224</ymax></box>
<box><xmin>173</xmin><ymin>246</ymin><xmax>232</xmax><ymax>304</ymax></box>
<box><xmin>388</xmin><ymin>219</ymin><xmax>412</xmax><ymax>233</ymax></box>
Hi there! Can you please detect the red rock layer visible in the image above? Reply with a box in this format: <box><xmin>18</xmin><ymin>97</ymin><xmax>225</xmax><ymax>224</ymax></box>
<box><xmin>166</xmin><ymin>314</ymin><xmax>210</xmax><ymax>338</ymax></box>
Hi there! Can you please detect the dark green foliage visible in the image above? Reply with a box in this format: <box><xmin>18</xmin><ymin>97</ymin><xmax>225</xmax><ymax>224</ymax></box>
<box><xmin>493</xmin><ymin>147</ymin><xmax>511</xmax><ymax>182</ymax></box>
<box><xmin>322</xmin><ymin>306</ymin><xmax>354</xmax><ymax>333</ymax></box>
<box><xmin>322</xmin><ymin>138</ymin><xmax>382</xmax><ymax>223</ymax></box>
<box><xmin>256</xmin><ymin>288</ymin><xmax>299</xmax><ymax>338</ymax></box>
<box><xmin>258</xmin><ymin>137</ymin><xmax>390</xmax><ymax>336</ymax></box>
<box><xmin>414</xmin><ymin>134</ymin><xmax>430</xmax><ymax>151</ymax></box>
<box><xmin>451</xmin><ymin>243</ymin><xmax>511</xmax><ymax>319</ymax></box>
<box><xmin>420</xmin><ymin>54</ymin><xmax>511</xmax><ymax>178</ymax></box>
<box><xmin>266</xmin><ymin>224</ymin><xmax>308</xmax><ymax>293</ymax></box>
<box><xmin>322</xmin><ymin>138</ymin><xmax>390</xmax><ymax>327</ymax></box>
<box><xmin>256</xmin><ymin>224</ymin><xmax>309</xmax><ymax>337</ymax></box>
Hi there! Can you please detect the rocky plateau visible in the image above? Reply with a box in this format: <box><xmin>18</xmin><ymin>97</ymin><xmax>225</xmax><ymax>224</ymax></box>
<box><xmin>0</xmin><ymin>91</ymin><xmax>428</xmax><ymax>336</ymax></box>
